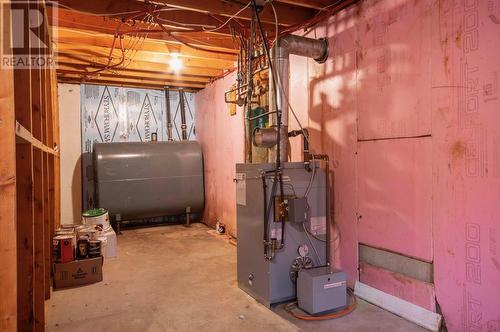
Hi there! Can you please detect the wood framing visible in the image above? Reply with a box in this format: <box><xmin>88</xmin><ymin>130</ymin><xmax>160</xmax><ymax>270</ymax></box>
<box><xmin>0</xmin><ymin>4</ymin><xmax>17</xmax><ymax>328</ymax></box>
<box><xmin>46</xmin><ymin>0</ymin><xmax>340</xmax><ymax>90</ymax></box>
<box><xmin>53</xmin><ymin>0</ymin><xmax>314</xmax><ymax>26</ymax></box>
<box><xmin>0</xmin><ymin>1</ymin><xmax>62</xmax><ymax>331</ymax></box>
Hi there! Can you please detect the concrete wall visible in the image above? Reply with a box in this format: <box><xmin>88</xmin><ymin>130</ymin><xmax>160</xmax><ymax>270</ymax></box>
<box><xmin>194</xmin><ymin>0</ymin><xmax>500</xmax><ymax>330</ymax></box>
<box><xmin>58</xmin><ymin>83</ymin><xmax>82</xmax><ymax>225</ymax></box>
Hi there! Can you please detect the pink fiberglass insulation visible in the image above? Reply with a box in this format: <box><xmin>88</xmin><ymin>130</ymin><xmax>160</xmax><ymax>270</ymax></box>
<box><xmin>195</xmin><ymin>0</ymin><xmax>500</xmax><ymax>330</ymax></box>
<box><xmin>195</xmin><ymin>72</ymin><xmax>244</xmax><ymax>237</ymax></box>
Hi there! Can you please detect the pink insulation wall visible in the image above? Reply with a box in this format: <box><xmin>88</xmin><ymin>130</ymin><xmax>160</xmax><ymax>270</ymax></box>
<box><xmin>195</xmin><ymin>72</ymin><xmax>244</xmax><ymax>237</ymax></box>
<box><xmin>195</xmin><ymin>0</ymin><xmax>500</xmax><ymax>330</ymax></box>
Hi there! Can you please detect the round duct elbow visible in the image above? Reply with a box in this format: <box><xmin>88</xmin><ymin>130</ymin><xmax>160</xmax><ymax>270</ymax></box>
<box><xmin>314</xmin><ymin>38</ymin><xmax>329</xmax><ymax>64</ymax></box>
<box><xmin>253</xmin><ymin>127</ymin><xmax>278</xmax><ymax>148</ymax></box>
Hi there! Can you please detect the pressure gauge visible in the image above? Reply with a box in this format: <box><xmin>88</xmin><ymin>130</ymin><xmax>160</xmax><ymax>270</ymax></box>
<box><xmin>298</xmin><ymin>244</ymin><xmax>309</xmax><ymax>258</ymax></box>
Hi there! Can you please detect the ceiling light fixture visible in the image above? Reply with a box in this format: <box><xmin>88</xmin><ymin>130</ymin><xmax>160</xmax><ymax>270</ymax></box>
<box><xmin>169</xmin><ymin>53</ymin><xmax>183</xmax><ymax>73</ymax></box>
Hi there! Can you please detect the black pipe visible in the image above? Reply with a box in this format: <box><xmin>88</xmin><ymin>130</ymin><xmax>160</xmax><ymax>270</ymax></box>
<box><xmin>288</xmin><ymin>129</ymin><xmax>311</xmax><ymax>169</ymax></box>
<box><xmin>251</xmin><ymin>0</ymin><xmax>286</xmax><ymax>249</ymax></box>
<box><xmin>262</xmin><ymin>175</ymin><xmax>268</xmax><ymax>255</ymax></box>
<box><xmin>165</xmin><ymin>87</ymin><xmax>173</xmax><ymax>141</ymax></box>
<box><xmin>179</xmin><ymin>89</ymin><xmax>188</xmax><ymax>140</ymax></box>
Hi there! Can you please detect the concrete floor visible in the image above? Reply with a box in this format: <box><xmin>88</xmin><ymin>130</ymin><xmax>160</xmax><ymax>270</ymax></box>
<box><xmin>47</xmin><ymin>223</ymin><xmax>426</xmax><ymax>332</ymax></box>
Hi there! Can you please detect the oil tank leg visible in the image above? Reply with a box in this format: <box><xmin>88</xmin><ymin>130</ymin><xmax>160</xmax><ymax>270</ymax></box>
<box><xmin>114</xmin><ymin>214</ymin><xmax>122</xmax><ymax>235</ymax></box>
<box><xmin>184</xmin><ymin>206</ymin><xmax>191</xmax><ymax>227</ymax></box>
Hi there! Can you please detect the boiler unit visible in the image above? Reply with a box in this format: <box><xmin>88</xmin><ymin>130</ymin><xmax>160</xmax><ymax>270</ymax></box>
<box><xmin>236</xmin><ymin>162</ymin><xmax>327</xmax><ymax>306</ymax></box>
<box><xmin>93</xmin><ymin>141</ymin><xmax>204</xmax><ymax>224</ymax></box>
<box><xmin>234</xmin><ymin>28</ymin><xmax>347</xmax><ymax>315</ymax></box>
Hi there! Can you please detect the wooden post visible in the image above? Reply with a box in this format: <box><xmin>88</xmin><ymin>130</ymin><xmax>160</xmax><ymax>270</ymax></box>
<box><xmin>2</xmin><ymin>2</ymin><xmax>60</xmax><ymax>329</ymax></box>
<box><xmin>15</xmin><ymin>143</ymin><xmax>35</xmax><ymax>331</ymax></box>
<box><xmin>13</xmin><ymin>2</ymin><xmax>35</xmax><ymax>325</ymax></box>
<box><xmin>0</xmin><ymin>16</ymin><xmax>18</xmax><ymax>330</ymax></box>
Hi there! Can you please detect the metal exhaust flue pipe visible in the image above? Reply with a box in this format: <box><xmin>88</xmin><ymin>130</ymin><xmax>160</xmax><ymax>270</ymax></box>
<box><xmin>269</xmin><ymin>34</ymin><xmax>328</xmax><ymax>162</ymax></box>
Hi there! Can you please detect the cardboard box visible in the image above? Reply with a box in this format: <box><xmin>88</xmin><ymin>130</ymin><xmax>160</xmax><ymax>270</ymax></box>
<box><xmin>53</xmin><ymin>256</ymin><xmax>103</xmax><ymax>289</ymax></box>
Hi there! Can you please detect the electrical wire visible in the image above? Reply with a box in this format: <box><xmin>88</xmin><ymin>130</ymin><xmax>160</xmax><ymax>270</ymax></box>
<box><xmin>202</xmin><ymin>2</ymin><xmax>251</xmax><ymax>32</ymax></box>
<box><xmin>262</xmin><ymin>1</ymin><xmax>346</xmax><ymax>268</ymax></box>
<box><xmin>252</xmin><ymin>0</ymin><xmax>286</xmax><ymax>249</ymax></box>
<box><xmin>302</xmin><ymin>223</ymin><xmax>321</xmax><ymax>266</ymax></box>
<box><xmin>123</xmin><ymin>13</ymin><xmax>155</xmax><ymax>68</ymax></box>
<box><xmin>55</xmin><ymin>3</ymin><xmax>144</xmax><ymax>17</ymax></box>
<box><xmin>284</xmin><ymin>288</ymin><xmax>357</xmax><ymax>320</ymax></box>
<box><xmin>304</xmin><ymin>156</ymin><xmax>316</xmax><ymax>197</ymax></box>
<box><xmin>316</xmin><ymin>0</ymin><xmax>345</xmax><ymax>12</ymax></box>
<box><xmin>154</xmin><ymin>17</ymin><xmax>237</xmax><ymax>55</ymax></box>
<box><xmin>281</xmin><ymin>0</ymin><xmax>358</xmax><ymax>35</ymax></box>
<box><xmin>84</xmin><ymin>33</ymin><xmax>126</xmax><ymax>75</ymax></box>
<box><xmin>263</xmin><ymin>2</ymin><xmax>319</xmax><ymax>243</ymax></box>
<box><xmin>267</xmin><ymin>0</ymin><xmax>279</xmax><ymax>46</ymax></box>
<box><xmin>154</xmin><ymin>16</ymin><xmax>216</xmax><ymax>29</ymax></box>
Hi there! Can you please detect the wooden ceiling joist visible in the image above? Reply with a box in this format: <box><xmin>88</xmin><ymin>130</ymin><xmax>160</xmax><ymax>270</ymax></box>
<box><xmin>53</xmin><ymin>0</ymin><xmax>314</xmax><ymax>26</ymax></box>
<box><xmin>49</xmin><ymin>0</ymin><xmax>339</xmax><ymax>90</ymax></box>
<box><xmin>49</xmin><ymin>8</ymin><xmax>239</xmax><ymax>51</ymax></box>
<box><xmin>58</xmin><ymin>78</ymin><xmax>201</xmax><ymax>92</ymax></box>
<box><xmin>56</xmin><ymin>47</ymin><xmax>234</xmax><ymax>71</ymax></box>
<box><xmin>57</xmin><ymin>74</ymin><xmax>205</xmax><ymax>90</ymax></box>
<box><xmin>275</xmin><ymin>0</ymin><xmax>331</xmax><ymax>10</ymax></box>
<box><xmin>57</xmin><ymin>66</ymin><xmax>211</xmax><ymax>84</ymax></box>
<box><xmin>56</xmin><ymin>28</ymin><xmax>238</xmax><ymax>61</ymax></box>
<box><xmin>57</xmin><ymin>55</ymin><xmax>224</xmax><ymax>77</ymax></box>
<box><xmin>59</xmin><ymin>69</ymin><xmax>208</xmax><ymax>85</ymax></box>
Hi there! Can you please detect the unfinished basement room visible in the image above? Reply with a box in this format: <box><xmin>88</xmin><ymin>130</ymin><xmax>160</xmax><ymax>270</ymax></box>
<box><xmin>0</xmin><ymin>0</ymin><xmax>499</xmax><ymax>331</ymax></box>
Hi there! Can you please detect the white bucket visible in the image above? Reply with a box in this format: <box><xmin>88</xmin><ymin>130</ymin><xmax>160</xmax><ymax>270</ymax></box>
<box><xmin>82</xmin><ymin>208</ymin><xmax>112</xmax><ymax>232</ymax></box>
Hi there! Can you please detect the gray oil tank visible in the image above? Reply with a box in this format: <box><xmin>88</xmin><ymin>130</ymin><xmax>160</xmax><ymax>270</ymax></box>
<box><xmin>93</xmin><ymin>141</ymin><xmax>204</xmax><ymax>221</ymax></box>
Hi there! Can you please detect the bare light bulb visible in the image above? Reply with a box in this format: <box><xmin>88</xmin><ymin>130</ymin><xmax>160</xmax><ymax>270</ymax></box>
<box><xmin>169</xmin><ymin>53</ymin><xmax>183</xmax><ymax>72</ymax></box>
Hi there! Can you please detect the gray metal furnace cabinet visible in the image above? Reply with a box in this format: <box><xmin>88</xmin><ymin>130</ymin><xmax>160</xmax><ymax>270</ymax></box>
<box><xmin>236</xmin><ymin>162</ymin><xmax>327</xmax><ymax>307</ymax></box>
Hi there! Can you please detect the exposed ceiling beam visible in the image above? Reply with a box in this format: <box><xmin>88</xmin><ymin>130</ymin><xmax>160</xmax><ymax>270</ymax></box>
<box><xmin>55</xmin><ymin>28</ymin><xmax>238</xmax><ymax>62</ymax></box>
<box><xmin>53</xmin><ymin>0</ymin><xmax>314</xmax><ymax>26</ymax></box>
<box><xmin>57</xmin><ymin>76</ymin><xmax>202</xmax><ymax>91</ymax></box>
<box><xmin>275</xmin><ymin>0</ymin><xmax>328</xmax><ymax>10</ymax></box>
<box><xmin>49</xmin><ymin>0</ymin><xmax>326</xmax><ymax>90</ymax></box>
<box><xmin>56</xmin><ymin>46</ymin><xmax>234</xmax><ymax>70</ymax></box>
<box><xmin>58</xmin><ymin>67</ymin><xmax>210</xmax><ymax>84</ymax></box>
<box><xmin>57</xmin><ymin>72</ymin><xmax>206</xmax><ymax>89</ymax></box>
<box><xmin>48</xmin><ymin>8</ymin><xmax>239</xmax><ymax>51</ymax></box>
<box><xmin>57</xmin><ymin>55</ymin><xmax>224</xmax><ymax>77</ymax></box>
<box><xmin>50</xmin><ymin>2</ymin><xmax>283</xmax><ymax>34</ymax></box>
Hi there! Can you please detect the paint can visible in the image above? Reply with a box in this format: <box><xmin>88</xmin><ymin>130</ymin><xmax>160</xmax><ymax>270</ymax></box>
<box><xmin>78</xmin><ymin>227</ymin><xmax>96</xmax><ymax>241</ymax></box>
<box><xmin>55</xmin><ymin>229</ymin><xmax>77</xmax><ymax>255</ymax></box>
<box><xmin>55</xmin><ymin>228</ymin><xmax>74</xmax><ymax>236</ymax></box>
<box><xmin>77</xmin><ymin>236</ymin><xmax>90</xmax><ymax>259</ymax></box>
<box><xmin>53</xmin><ymin>235</ymin><xmax>74</xmax><ymax>263</ymax></box>
<box><xmin>61</xmin><ymin>224</ymin><xmax>77</xmax><ymax>230</ymax></box>
<box><xmin>82</xmin><ymin>208</ymin><xmax>111</xmax><ymax>232</ymax></box>
<box><xmin>88</xmin><ymin>240</ymin><xmax>102</xmax><ymax>258</ymax></box>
